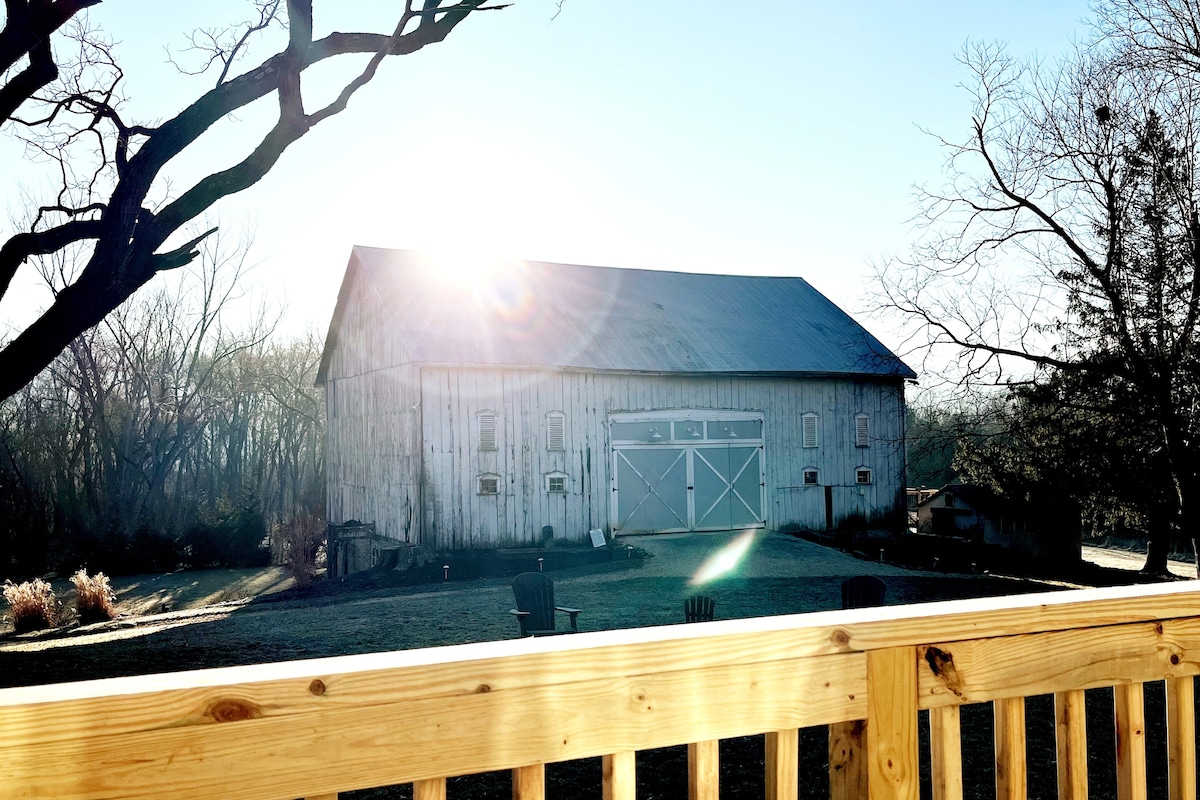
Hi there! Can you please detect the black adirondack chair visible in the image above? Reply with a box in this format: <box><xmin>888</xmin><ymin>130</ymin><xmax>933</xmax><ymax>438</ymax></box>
<box><xmin>683</xmin><ymin>594</ymin><xmax>716</xmax><ymax>623</ymax></box>
<box><xmin>509</xmin><ymin>572</ymin><xmax>581</xmax><ymax>636</ymax></box>
<box><xmin>841</xmin><ymin>575</ymin><xmax>886</xmax><ymax>609</ymax></box>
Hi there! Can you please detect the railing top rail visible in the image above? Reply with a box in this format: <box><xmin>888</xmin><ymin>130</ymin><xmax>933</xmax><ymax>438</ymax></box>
<box><xmin>3</xmin><ymin>580</ymin><xmax>1198</xmax><ymax>707</ymax></box>
<box><xmin>2</xmin><ymin>581</ymin><xmax>1199</xmax><ymax>800</ymax></box>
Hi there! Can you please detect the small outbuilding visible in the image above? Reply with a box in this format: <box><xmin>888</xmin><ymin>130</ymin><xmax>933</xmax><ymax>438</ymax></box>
<box><xmin>316</xmin><ymin>248</ymin><xmax>916</xmax><ymax>550</ymax></box>
<box><xmin>915</xmin><ymin>484</ymin><xmax>1081</xmax><ymax>560</ymax></box>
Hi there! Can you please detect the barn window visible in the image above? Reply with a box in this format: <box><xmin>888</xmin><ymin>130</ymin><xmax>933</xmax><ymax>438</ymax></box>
<box><xmin>856</xmin><ymin>468</ymin><xmax>873</xmax><ymax>485</ymax></box>
<box><xmin>855</xmin><ymin>414</ymin><xmax>870</xmax><ymax>447</ymax></box>
<box><xmin>803</xmin><ymin>469</ymin><xmax>819</xmax><ymax>486</ymax></box>
<box><xmin>478</xmin><ymin>411</ymin><xmax>498</xmax><ymax>451</ymax></box>
<box><xmin>545</xmin><ymin>472</ymin><xmax>568</xmax><ymax>493</ymax></box>
<box><xmin>802</xmin><ymin>413</ymin><xmax>819</xmax><ymax>448</ymax></box>
<box><xmin>547</xmin><ymin>412</ymin><xmax>566</xmax><ymax>451</ymax></box>
<box><xmin>478</xmin><ymin>474</ymin><xmax>500</xmax><ymax>495</ymax></box>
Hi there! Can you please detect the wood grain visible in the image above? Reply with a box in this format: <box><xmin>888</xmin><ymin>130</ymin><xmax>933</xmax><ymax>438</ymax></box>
<box><xmin>512</xmin><ymin>763</ymin><xmax>544</xmax><ymax>800</ymax></box>
<box><xmin>413</xmin><ymin>778</ymin><xmax>445</xmax><ymax>800</ymax></box>
<box><xmin>829</xmin><ymin>720</ymin><xmax>867</xmax><ymax>800</ymax></box>
<box><xmin>929</xmin><ymin>706</ymin><xmax>962</xmax><ymax>800</ymax></box>
<box><xmin>993</xmin><ymin>697</ymin><xmax>1026</xmax><ymax>800</ymax></box>
<box><xmin>1115</xmin><ymin>682</ymin><xmax>1147</xmax><ymax>800</ymax></box>
<box><xmin>866</xmin><ymin>647</ymin><xmax>918</xmax><ymax>800</ymax></box>
<box><xmin>1054</xmin><ymin>690</ymin><xmax>1088</xmax><ymax>800</ymax></box>
<box><xmin>1165</xmin><ymin>677</ymin><xmax>1197</xmax><ymax>800</ymax></box>
<box><xmin>5</xmin><ymin>584</ymin><xmax>1200</xmax><ymax>799</ymax></box>
<box><xmin>602</xmin><ymin>751</ymin><xmax>635</xmax><ymax>800</ymax></box>
<box><xmin>688</xmin><ymin>740</ymin><xmax>719</xmax><ymax>800</ymax></box>
<box><xmin>918</xmin><ymin>617</ymin><xmax>1200</xmax><ymax>707</ymax></box>
<box><xmin>765</xmin><ymin>728</ymin><xmax>798</xmax><ymax>800</ymax></box>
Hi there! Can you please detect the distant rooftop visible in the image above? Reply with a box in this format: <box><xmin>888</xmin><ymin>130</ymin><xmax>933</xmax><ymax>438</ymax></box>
<box><xmin>317</xmin><ymin>247</ymin><xmax>916</xmax><ymax>383</ymax></box>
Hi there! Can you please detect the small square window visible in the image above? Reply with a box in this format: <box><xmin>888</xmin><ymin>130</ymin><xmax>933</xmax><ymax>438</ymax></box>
<box><xmin>803</xmin><ymin>469</ymin><xmax>819</xmax><ymax>485</ymax></box>
<box><xmin>856</xmin><ymin>469</ymin><xmax>872</xmax><ymax>485</ymax></box>
<box><xmin>548</xmin><ymin>476</ymin><xmax>566</xmax><ymax>493</ymax></box>
<box><xmin>478</xmin><ymin>476</ymin><xmax>499</xmax><ymax>495</ymax></box>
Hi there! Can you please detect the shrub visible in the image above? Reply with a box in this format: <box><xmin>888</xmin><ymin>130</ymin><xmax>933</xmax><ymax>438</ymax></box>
<box><xmin>71</xmin><ymin>569</ymin><xmax>117</xmax><ymax>624</ymax></box>
<box><xmin>280</xmin><ymin>514</ymin><xmax>325</xmax><ymax>589</ymax></box>
<box><xmin>3</xmin><ymin>578</ymin><xmax>59</xmax><ymax>633</ymax></box>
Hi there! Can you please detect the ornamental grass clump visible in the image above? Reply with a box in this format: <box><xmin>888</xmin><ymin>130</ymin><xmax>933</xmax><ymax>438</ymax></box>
<box><xmin>71</xmin><ymin>569</ymin><xmax>117</xmax><ymax>624</ymax></box>
<box><xmin>3</xmin><ymin>578</ymin><xmax>59</xmax><ymax>633</ymax></box>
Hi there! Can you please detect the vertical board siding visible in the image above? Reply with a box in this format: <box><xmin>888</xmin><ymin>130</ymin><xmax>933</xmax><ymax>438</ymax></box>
<box><xmin>324</xmin><ymin>272</ymin><xmax>423</xmax><ymax>544</ymax></box>
<box><xmin>409</xmin><ymin>368</ymin><xmax>905</xmax><ymax>549</ymax></box>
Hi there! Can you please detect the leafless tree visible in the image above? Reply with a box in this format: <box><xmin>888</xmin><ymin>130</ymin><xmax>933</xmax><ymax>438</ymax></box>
<box><xmin>0</xmin><ymin>0</ymin><xmax>504</xmax><ymax>402</ymax></box>
<box><xmin>876</xmin><ymin>11</ymin><xmax>1200</xmax><ymax>574</ymax></box>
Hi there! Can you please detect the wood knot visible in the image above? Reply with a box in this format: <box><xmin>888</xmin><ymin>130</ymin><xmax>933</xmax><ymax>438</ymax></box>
<box><xmin>922</xmin><ymin>646</ymin><xmax>966</xmax><ymax>699</ymax></box>
<box><xmin>830</xmin><ymin>628</ymin><xmax>851</xmax><ymax>648</ymax></box>
<box><xmin>1170</xmin><ymin>653</ymin><xmax>1182</xmax><ymax>666</ymax></box>
<box><xmin>309</xmin><ymin>679</ymin><xmax>326</xmax><ymax>696</ymax></box>
<box><xmin>476</xmin><ymin>684</ymin><xmax>491</xmax><ymax>693</ymax></box>
<box><xmin>205</xmin><ymin>698</ymin><xmax>262</xmax><ymax>723</ymax></box>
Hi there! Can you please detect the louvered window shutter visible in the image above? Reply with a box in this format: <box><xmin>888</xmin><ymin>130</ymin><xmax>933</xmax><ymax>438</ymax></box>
<box><xmin>802</xmin><ymin>414</ymin><xmax>818</xmax><ymax>448</ymax></box>
<box><xmin>547</xmin><ymin>413</ymin><xmax>565</xmax><ymax>451</ymax></box>
<box><xmin>479</xmin><ymin>413</ymin><xmax>497</xmax><ymax>450</ymax></box>
<box><xmin>855</xmin><ymin>415</ymin><xmax>870</xmax><ymax>447</ymax></box>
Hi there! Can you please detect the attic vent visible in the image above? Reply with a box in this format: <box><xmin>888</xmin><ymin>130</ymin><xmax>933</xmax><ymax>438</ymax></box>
<box><xmin>479</xmin><ymin>411</ymin><xmax>498</xmax><ymax>451</ymax></box>
<box><xmin>802</xmin><ymin>414</ymin><xmax>819</xmax><ymax>449</ymax></box>
<box><xmin>855</xmin><ymin>414</ymin><xmax>870</xmax><ymax>448</ymax></box>
<box><xmin>547</xmin><ymin>412</ymin><xmax>565</xmax><ymax>451</ymax></box>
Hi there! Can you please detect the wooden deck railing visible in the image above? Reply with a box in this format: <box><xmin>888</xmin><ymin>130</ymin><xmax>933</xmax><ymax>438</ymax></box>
<box><xmin>3</xmin><ymin>581</ymin><xmax>1200</xmax><ymax>799</ymax></box>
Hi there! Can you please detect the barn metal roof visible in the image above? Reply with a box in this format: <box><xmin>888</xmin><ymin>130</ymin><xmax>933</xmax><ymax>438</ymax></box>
<box><xmin>317</xmin><ymin>247</ymin><xmax>916</xmax><ymax>383</ymax></box>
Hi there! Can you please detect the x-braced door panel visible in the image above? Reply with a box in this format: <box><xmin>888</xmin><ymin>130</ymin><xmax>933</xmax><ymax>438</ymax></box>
<box><xmin>693</xmin><ymin>445</ymin><xmax>764</xmax><ymax>530</ymax></box>
<box><xmin>613</xmin><ymin>442</ymin><xmax>765</xmax><ymax>534</ymax></box>
<box><xmin>614</xmin><ymin>447</ymin><xmax>690</xmax><ymax>533</ymax></box>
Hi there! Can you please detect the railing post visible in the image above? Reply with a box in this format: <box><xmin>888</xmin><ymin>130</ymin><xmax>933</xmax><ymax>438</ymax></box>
<box><xmin>1166</xmin><ymin>677</ymin><xmax>1197</xmax><ymax>800</ymax></box>
<box><xmin>512</xmin><ymin>763</ymin><xmax>545</xmax><ymax>800</ymax></box>
<box><xmin>830</xmin><ymin>720</ymin><xmax>867</xmax><ymax>800</ymax></box>
<box><xmin>929</xmin><ymin>706</ymin><xmax>962</xmax><ymax>800</ymax></box>
<box><xmin>994</xmin><ymin>697</ymin><xmax>1026</xmax><ymax>800</ymax></box>
<box><xmin>414</xmin><ymin>778</ymin><xmax>446</xmax><ymax>800</ymax></box>
<box><xmin>1115</xmin><ymin>682</ymin><xmax>1147</xmax><ymax>800</ymax></box>
<box><xmin>765</xmin><ymin>729</ymin><xmax>799</xmax><ymax>800</ymax></box>
<box><xmin>1055</xmin><ymin>690</ymin><xmax>1088</xmax><ymax>800</ymax></box>
<box><xmin>866</xmin><ymin>646</ymin><xmax>918</xmax><ymax>800</ymax></box>
<box><xmin>603</xmin><ymin>751</ymin><xmax>636</xmax><ymax>800</ymax></box>
<box><xmin>688</xmin><ymin>740</ymin><xmax>720</xmax><ymax>800</ymax></box>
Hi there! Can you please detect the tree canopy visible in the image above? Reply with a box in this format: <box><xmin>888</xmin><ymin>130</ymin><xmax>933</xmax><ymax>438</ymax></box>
<box><xmin>0</xmin><ymin>0</ymin><xmax>502</xmax><ymax>402</ymax></box>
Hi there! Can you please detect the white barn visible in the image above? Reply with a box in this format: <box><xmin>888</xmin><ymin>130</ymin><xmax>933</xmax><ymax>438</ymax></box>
<box><xmin>316</xmin><ymin>248</ymin><xmax>916</xmax><ymax>549</ymax></box>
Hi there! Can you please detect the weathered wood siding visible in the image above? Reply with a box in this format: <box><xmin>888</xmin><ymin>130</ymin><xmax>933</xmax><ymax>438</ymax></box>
<box><xmin>419</xmin><ymin>368</ymin><xmax>906</xmax><ymax>549</ymax></box>
<box><xmin>324</xmin><ymin>267</ymin><xmax>424</xmax><ymax>544</ymax></box>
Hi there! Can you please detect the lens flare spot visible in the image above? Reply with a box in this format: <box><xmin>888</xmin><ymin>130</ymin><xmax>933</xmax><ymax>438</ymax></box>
<box><xmin>689</xmin><ymin>530</ymin><xmax>758</xmax><ymax>587</ymax></box>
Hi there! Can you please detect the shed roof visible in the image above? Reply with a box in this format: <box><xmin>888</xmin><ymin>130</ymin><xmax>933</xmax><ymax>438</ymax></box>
<box><xmin>317</xmin><ymin>247</ymin><xmax>916</xmax><ymax>383</ymax></box>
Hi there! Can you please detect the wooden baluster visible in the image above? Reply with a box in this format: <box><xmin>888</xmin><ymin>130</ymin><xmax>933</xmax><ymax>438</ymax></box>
<box><xmin>993</xmin><ymin>697</ymin><xmax>1026</xmax><ymax>800</ymax></box>
<box><xmin>866</xmin><ymin>646</ymin><xmax>919</xmax><ymax>800</ymax></box>
<box><xmin>1166</xmin><ymin>677</ymin><xmax>1197</xmax><ymax>800</ymax></box>
<box><xmin>1115</xmin><ymin>682</ymin><xmax>1148</xmax><ymax>800</ymax></box>
<box><xmin>688</xmin><ymin>740</ymin><xmax>720</xmax><ymax>800</ymax></box>
<box><xmin>414</xmin><ymin>777</ymin><xmax>447</xmax><ymax>800</ymax></box>
<box><xmin>830</xmin><ymin>720</ymin><xmax>867</xmax><ymax>800</ymax></box>
<box><xmin>1055</xmin><ymin>690</ymin><xmax>1088</xmax><ymax>800</ymax></box>
<box><xmin>929</xmin><ymin>706</ymin><xmax>963</xmax><ymax>800</ymax></box>
<box><xmin>765</xmin><ymin>729</ymin><xmax>798</xmax><ymax>800</ymax></box>
<box><xmin>512</xmin><ymin>763</ymin><xmax>545</xmax><ymax>800</ymax></box>
<box><xmin>603</xmin><ymin>751</ymin><xmax>636</xmax><ymax>800</ymax></box>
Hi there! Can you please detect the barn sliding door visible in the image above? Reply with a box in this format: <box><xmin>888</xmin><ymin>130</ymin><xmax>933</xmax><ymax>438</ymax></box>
<box><xmin>610</xmin><ymin>412</ymin><xmax>765</xmax><ymax>534</ymax></box>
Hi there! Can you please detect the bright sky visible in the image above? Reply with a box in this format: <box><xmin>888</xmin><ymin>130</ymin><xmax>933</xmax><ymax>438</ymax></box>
<box><xmin>1</xmin><ymin>1</ymin><xmax>1093</xmax><ymax>365</ymax></box>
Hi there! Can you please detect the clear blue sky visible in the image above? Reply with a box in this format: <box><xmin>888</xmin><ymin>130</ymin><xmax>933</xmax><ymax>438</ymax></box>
<box><xmin>1</xmin><ymin>1</ymin><xmax>1092</xmax><ymax>358</ymax></box>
